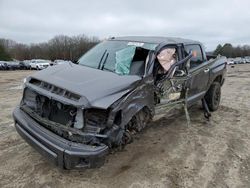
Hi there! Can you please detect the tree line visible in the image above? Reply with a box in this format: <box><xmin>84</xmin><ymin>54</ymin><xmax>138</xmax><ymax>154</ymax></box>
<box><xmin>0</xmin><ymin>34</ymin><xmax>99</xmax><ymax>62</ymax></box>
<box><xmin>1</xmin><ymin>35</ymin><xmax>250</xmax><ymax>61</ymax></box>
<box><xmin>213</xmin><ymin>43</ymin><xmax>250</xmax><ymax>58</ymax></box>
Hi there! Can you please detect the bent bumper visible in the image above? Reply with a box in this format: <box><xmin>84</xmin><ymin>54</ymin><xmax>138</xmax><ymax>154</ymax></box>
<box><xmin>13</xmin><ymin>107</ymin><xmax>109</xmax><ymax>169</ymax></box>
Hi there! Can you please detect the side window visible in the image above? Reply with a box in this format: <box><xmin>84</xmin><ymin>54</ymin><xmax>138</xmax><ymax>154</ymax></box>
<box><xmin>185</xmin><ymin>45</ymin><xmax>203</xmax><ymax>69</ymax></box>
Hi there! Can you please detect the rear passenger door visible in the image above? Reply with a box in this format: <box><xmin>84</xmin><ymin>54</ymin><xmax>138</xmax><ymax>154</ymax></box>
<box><xmin>184</xmin><ymin>44</ymin><xmax>209</xmax><ymax>103</ymax></box>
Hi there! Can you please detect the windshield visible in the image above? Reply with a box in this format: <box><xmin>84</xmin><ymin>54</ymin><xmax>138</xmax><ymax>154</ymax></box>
<box><xmin>78</xmin><ymin>40</ymin><xmax>157</xmax><ymax>75</ymax></box>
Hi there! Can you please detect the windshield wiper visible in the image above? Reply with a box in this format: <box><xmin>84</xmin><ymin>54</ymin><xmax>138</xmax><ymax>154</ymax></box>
<box><xmin>101</xmin><ymin>52</ymin><xmax>109</xmax><ymax>70</ymax></box>
<box><xmin>98</xmin><ymin>50</ymin><xmax>107</xmax><ymax>69</ymax></box>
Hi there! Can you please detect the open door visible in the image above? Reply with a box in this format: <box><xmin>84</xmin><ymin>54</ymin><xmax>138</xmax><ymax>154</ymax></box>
<box><xmin>151</xmin><ymin>44</ymin><xmax>193</xmax><ymax>126</ymax></box>
<box><xmin>152</xmin><ymin>44</ymin><xmax>192</xmax><ymax>106</ymax></box>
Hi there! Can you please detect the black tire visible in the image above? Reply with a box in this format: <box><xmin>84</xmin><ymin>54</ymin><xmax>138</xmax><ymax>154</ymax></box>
<box><xmin>205</xmin><ymin>82</ymin><xmax>221</xmax><ymax>111</ymax></box>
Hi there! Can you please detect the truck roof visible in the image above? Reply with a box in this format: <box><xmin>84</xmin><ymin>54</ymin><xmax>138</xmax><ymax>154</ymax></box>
<box><xmin>110</xmin><ymin>36</ymin><xmax>201</xmax><ymax>45</ymax></box>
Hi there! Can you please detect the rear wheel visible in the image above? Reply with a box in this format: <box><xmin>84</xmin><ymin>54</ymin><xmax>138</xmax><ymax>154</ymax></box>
<box><xmin>205</xmin><ymin>82</ymin><xmax>221</xmax><ymax>111</ymax></box>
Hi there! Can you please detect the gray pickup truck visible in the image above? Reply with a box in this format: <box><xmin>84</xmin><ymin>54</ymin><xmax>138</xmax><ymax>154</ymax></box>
<box><xmin>13</xmin><ymin>36</ymin><xmax>227</xmax><ymax>169</ymax></box>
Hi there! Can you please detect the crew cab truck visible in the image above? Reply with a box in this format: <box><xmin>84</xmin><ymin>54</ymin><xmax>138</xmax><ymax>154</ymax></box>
<box><xmin>13</xmin><ymin>36</ymin><xmax>227</xmax><ymax>169</ymax></box>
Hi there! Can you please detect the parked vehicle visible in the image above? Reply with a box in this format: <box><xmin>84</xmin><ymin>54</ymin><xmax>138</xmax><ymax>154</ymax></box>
<box><xmin>0</xmin><ymin>61</ymin><xmax>4</xmax><ymax>70</ymax></box>
<box><xmin>54</xmin><ymin>59</ymin><xmax>72</xmax><ymax>65</ymax></box>
<box><xmin>22</xmin><ymin>60</ymin><xmax>32</xmax><ymax>69</ymax></box>
<box><xmin>241</xmin><ymin>58</ymin><xmax>246</xmax><ymax>64</ymax></box>
<box><xmin>24</xmin><ymin>61</ymin><xmax>32</xmax><ymax>69</ymax></box>
<box><xmin>11</xmin><ymin>61</ymin><xmax>21</xmax><ymax>70</ymax></box>
<box><xmin>23</xmin><ymin>60</ymin><xmax>32</xmax><ymax>69</ymax></box>
<box><xmin>1</xmin><ymin>62</ymin><xmax>10</xmax><ymax>70</ymax></box>
<box><xmin>227</xmin><ymin>58</ymin><xmax>234</xmax><ymax>65</ymax></box>
<box><xmin>13</xmin><ymin>36</ymin><xmax>227</xmax><ymax>169</ymax></box>
<box><xmin>233</xmin><ymin>57</ymin><xmax>239</xmax><ymax>64</ymax></box>
<box><xmin>19</xmin><ymin>61</ymin><xmax>28</xmax><ymax>70</ymax></box>
<box><xmin>0</xmin><ymin>61</ymin><xmax>20</xmax><ymax>70</ymax></box>
<box><xmin>245</xmin><ymin>57</ymin><xmax>250</xmax><ymax>63</ymax></box>
<box><xmin>30</xmin><ymin>59</ymin><xmax>50</xmax><ymax>70</ymax></box>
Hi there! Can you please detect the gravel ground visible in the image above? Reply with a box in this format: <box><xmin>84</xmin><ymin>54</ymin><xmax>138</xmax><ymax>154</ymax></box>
<box><xmin>0</xmin><ymin>64</ymin><xmax>250</xmax><ymax>188</ymax></box>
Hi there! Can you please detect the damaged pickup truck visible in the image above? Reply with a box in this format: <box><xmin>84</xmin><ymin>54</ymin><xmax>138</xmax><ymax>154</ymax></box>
<box><xmin>13</xmin><ymin>36</ymin><xmax>227</xmax><ymax>169</ymax></box>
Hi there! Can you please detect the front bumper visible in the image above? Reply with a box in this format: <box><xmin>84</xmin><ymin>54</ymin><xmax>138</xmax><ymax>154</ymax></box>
<box><xmin>13</xmin><ymin>106</ymin><xmax>109</xmax><ymax>169</ymax></box>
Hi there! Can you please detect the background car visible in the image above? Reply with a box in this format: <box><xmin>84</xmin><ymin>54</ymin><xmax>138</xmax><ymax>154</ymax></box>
<box><xmin>9</xmin><ymin>61</ymin><xmax>21</xmax><ymax>70</ymax></box>
<box><xmin>1</xmin><ymin>61</ymin><xmax>20</xmax><ymax>70</ymax></box>
<box><xmin>30</xmin><ymin>59</ymin><xmax>51</xmax><ymax>70</ymax></box>
<box><xmin>0</xmin><ymin>61</ymin><xmax>4</xmax><ymax>70</ymax></box>
<box><xmin>245</xmin><ymin>57</ymin><xmax>250</xmax><ymax>63</ymax></box>
<box><xmin>19</xmin><ymin>61</ymin><xmax>32</xmax><ymax>70</ymax></box>
<box><xmin>234</xmin><ymin>57</ymin><xmax>242</xmax><ymax>64</ymax></box>
<box><xmin>19</xmin><ymin>61</ymin><xmax>27</xmax><ymax>70</ymax></box>
<box><xmin>53</xmin><ymin>59</ymin><xmax>72</xmax><ymax>65</ymax></box>
<box><xmin>227</xmin><ymin>58</ymin><xmax>234</xmax><ymax>65</ymax></box>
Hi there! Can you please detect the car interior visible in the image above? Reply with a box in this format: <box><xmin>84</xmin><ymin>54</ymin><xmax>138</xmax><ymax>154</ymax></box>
<box><xmin>129</xmin><ymin>47</ymin><xmax>150</xmax><ymax>76</ymax></box>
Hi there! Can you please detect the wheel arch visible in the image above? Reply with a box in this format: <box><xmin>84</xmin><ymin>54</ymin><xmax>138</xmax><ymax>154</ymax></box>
<box><xmin>114</xmin><ymin>104</ymin><xmax>153</xmax><ymax>129</ymax></box>
<box><xmin>108</xmin><ymin>85</ymin><xmax>154</xmax><ymax>129</ymax></box>
<box><xmin>213</xmin><ymin>75</ymin><xmax>223</xmax><ymax>84</ymax></box>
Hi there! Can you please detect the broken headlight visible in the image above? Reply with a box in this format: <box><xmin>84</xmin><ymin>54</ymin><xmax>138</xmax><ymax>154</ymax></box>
<box><xmin>83</xmin><ymin>108</ymin><xmax>108</xmax><ymax>134</ymax></box>
<box><xmin>73</xmin><ymin>108</ymin><xmax>84</xmax><ymax>129</ymax></box>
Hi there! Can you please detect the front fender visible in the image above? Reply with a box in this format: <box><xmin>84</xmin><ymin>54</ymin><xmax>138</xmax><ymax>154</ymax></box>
<box><xmin>107</xmin><ymin>77</ymin><xmax>154</xmax><ymax>128</ymax></box>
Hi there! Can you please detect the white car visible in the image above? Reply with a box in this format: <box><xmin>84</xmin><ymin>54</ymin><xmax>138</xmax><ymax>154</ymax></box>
<box><xmin>30</xmin><ymin>60</ymin><xmax>51</xmax><ymax>70</ymax></box>
<box><xmin>227</xmin><ymin>58</ymin><xmax>234</xmax><ymax>65</ymax></box>
<box><xmin>246</xmin><ymin>58</ymin><xmax>250</xmax><ymax>63</ymax></box>
<box><xmin>54</xmin><ymin>59</ymin><xmax>72</xmax><ymax>65</ymax></box>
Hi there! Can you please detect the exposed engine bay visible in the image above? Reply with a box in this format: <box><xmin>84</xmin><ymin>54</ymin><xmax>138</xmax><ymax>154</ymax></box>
<box><xmin>21</xmin><ymin>87</ymin><xmax>108</xmax><ymax>145</ymax></box>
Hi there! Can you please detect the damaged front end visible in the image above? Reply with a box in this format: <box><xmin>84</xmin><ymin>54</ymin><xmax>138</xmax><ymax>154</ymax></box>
<box><xmin>14</xmin><ymin>78</ymin><xmax>126</xmax><ymax>169</ymax></box>
<box><xmin>21</xmin><ymin>87</ymin><xmax>109</xmax><ymax>146</ymax></box>
<box><xmin>13</xmin><ymin>56</ymin><xmax>146</xmax><ymax>169</ymax></box>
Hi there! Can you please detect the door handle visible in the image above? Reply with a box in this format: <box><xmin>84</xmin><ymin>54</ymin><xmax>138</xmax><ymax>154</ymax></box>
<box><xmin>204</xmin><ymin>68</ymin><xmax>209</xmax><ymax>73</ymax></box>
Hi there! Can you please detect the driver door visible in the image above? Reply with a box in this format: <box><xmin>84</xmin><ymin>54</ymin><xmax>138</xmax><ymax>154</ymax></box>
<box><xmin>153</xmin><ymin>45</ymin><xmax>187</xmax><ymax>106</ymax></box>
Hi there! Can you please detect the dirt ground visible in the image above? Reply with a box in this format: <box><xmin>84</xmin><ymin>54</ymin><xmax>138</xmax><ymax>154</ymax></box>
<box><xmin>0</xmin><ymin>64</ymin><xmax>250</xmax><ymax>188</ymax></box>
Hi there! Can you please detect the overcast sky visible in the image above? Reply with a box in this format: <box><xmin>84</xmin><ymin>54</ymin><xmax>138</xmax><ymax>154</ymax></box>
<box><xmin>0</xmin><ymin>0</ymin><xmax>250</xmax><ymax>50</ymax></box>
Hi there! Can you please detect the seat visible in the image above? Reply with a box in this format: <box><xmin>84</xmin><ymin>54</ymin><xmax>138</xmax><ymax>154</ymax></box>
<box><xmin>129</xmin><ymin>61</ymin><xmax>145</xmax><ymax>76</ymax></box>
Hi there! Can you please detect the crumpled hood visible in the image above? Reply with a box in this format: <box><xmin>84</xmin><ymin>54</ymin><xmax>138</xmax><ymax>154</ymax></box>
<box><xmin>29</xmin><ymin>63</ymin><xmax>141</xmax><ymax>108</ymax></box>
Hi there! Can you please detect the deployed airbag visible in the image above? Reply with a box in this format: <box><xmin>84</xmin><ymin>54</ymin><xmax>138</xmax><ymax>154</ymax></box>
<box><xmin>157</xmin><ymin>48</ymin><xmax>176</xmax><ymax>72</ymax></box>
<box><xmin>115</xmin><ymin>46</ymin><xmax>136</xmax><ymax>75</ymax></box>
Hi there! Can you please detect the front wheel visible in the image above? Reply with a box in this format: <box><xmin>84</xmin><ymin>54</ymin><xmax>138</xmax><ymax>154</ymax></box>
<box><xmin>205</xmin><ymin>82</ymin><xmax>221</xmax><ymax>111</ymax></box>
<box><xmin>114</xmin><ymin>107</ymin><xmax>152</xmax><ymax>150</ymax></box>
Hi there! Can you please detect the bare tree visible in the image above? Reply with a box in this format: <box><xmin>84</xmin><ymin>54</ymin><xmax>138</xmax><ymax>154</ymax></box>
<box><xmin>0</xmin><ymin>34</ymin><xmax>99</xmax><ymax>61</ymax></box>
<box><xmin>214</xmin><ymin>43</ymin><xmax>250</xmax><ymax>57</ymax></box>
